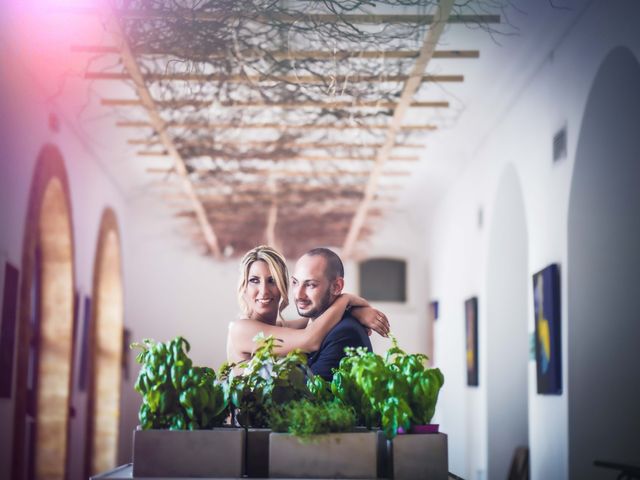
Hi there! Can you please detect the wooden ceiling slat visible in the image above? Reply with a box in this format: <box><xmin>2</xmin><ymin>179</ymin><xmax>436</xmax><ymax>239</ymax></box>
<box><xmin>104</xmin><ymin>99</ymin><xmax>450</xmax><ymax>109</ymax></box>
<box><xmin>130</xmin><ymin>139</ymin><xmax>425</xmax><ymax>149</ymax></box>
<box><xmin>74</xmin><ymin>45</ymin><xmax>478</xmax><ymax>60</ymax></box>
<box><xmin>137</xmin><ymin>151</ymin><xmax>419</xmax><ymax>161</ymax></box>
<box><xmin>64</xmin><ymin>8</ymin><xmax>499</xmax><ymax>25</ymax></box>
<box><xmin>87</xmin><ymin>72</ymin><xmax>463</xmax><ymax>84</ymax></box>
<box><xmin>147</xmin><ymin>167</ymin><xmax>411</xmax><ymax>177</ymax></box>
<box><xmin>117</xmin><ymin>121</ymin><xmax>437</xmax><ymax>131</ymax></box>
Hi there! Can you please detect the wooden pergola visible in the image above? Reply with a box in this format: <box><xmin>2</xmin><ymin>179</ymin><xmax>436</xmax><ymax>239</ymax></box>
<box><xmin>75</xmin><ymin>1</ymin><xmax>500</xmax><ymax>259</ymax></box>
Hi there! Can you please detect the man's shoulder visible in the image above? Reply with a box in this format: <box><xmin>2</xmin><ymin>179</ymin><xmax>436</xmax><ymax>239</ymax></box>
<box><xmin>326</xmin><ymin>314</ymin><xmax>364</xmax><ymax>337</ymax></box>
<box><xmin>321</xmin><ymin>313</ymin><xmax>371</xmax><ymax>349</ymax></box>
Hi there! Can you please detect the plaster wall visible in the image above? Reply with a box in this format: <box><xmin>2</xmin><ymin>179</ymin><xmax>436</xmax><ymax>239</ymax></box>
<box><xmin>422</xmin><ymin>1</ymin><xmax>640</xmax><ymax>479</ymax></box>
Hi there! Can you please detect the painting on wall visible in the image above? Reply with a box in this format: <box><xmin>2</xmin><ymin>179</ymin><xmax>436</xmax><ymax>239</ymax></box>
<box><xmin>0</xmin><ymin>262</ymin><xmax>20</xmax><ymax>398</ymax></box>
<box><xmin>429</xmin><ymin>301</ymin><xmax>439</xmax><ymax>322</ymax></box>
<box><xmin>465</xmin><ymin>296</ymin><xmax>479</xmax><ymax>386</ymax></box>
<box><xmin>122</xmin><ymin>327</ymin><xmax>131</xmax><ymax>381</ymax></box>
<box><xmin>78</xmin><ymin>296</ymin><xmax>92</xmax><ymax>392</ymax></box>
<box><xmin>533</xmin><ymin>264</ymin><xmax>562</xmax><ymax>394</ymax></box>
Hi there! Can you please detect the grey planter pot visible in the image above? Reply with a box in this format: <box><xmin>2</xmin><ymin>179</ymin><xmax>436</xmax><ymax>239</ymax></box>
<box><xmin>246</xmin><ymin>428</ymin><xmax>270</xmax><ymax>478</ymax></box>
<box><xmin>269</xmin><ymin>430</ymin><xmax>379</xmax><ymax>478</ymax></box>
<box><xmin>391</xmin><ymin>432</ymin><xmax>448</xmax><ymax>480</ymax></box>
<box><xmin>132</xmin><ymin>427</ymin><xmax>245</xmax><ymax>478</ymax></box>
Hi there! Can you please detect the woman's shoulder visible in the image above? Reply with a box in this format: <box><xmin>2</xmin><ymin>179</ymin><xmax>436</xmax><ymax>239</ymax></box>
<box><xmin>229</xmin><ymin>316</ymin><xmax>263</xmax><ymax>336</ymax></box>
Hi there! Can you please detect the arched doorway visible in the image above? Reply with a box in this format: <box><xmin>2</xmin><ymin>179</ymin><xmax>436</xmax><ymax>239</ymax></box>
<box><xmin>568</xmin><ymin>47</ymin><xmax>640</xmax><ymax>478</ymax></box>
<box><xmin>85</xmin><ymin>209</ymin><xmax>124</xmax><ymax>477</ymax></box>
<box><xmin>13</xmin><ymin>145</ymin><xmax>75</xmax><ymax>480</ymax></box>
<box><xmin>486</xmin><ymin>165</ymin><xmax>529</xmax><ymax>480</ymax></box>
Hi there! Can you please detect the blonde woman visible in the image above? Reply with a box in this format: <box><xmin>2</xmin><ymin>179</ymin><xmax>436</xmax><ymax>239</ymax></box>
<box><xmin>226</xmin><ymin>245</ymin><xmax>389</xmax><ymax>364</ymax></box>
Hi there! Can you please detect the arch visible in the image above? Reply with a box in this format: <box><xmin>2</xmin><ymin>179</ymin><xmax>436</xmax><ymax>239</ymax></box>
<box><xmin>85</xmin><ymin>208</ymin><xmax>124</xmax><ymax>477</ymax></box>
<box><xmin>13</xmin><ymin>145</ymin><xmax>76</xmax><ymax>480</ymax></box>
<box><xmin>485</xmin><ymin>164</ymin><xmax>529</xmax><ymax>480</ymax></box>
<box><xmin>568</xmin><ymin>46</ymin><xmax>640</xmax><ymax>478</ymax></box>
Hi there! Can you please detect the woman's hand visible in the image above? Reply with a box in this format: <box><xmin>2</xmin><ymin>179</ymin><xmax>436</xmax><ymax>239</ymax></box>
<box><xmin>350</xmin><ymin>306</ymin><xmax>390</xmax><ymax>337</ymax></box>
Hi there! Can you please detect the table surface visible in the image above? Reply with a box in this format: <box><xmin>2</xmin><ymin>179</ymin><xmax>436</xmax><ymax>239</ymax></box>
<box><xmin>91</xmin><ymin>463</ymin><xmax>463</xmax><ymax>480</ymax></box>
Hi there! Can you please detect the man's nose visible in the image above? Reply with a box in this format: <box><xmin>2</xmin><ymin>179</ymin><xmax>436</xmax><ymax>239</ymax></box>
<box><xmin>296</xmin><ymin>285</ymin><xmax>306</xmax><ymax>299</ymax></box>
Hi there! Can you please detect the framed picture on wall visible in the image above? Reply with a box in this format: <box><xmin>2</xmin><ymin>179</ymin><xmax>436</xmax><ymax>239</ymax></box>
<box><xmin>78</xmin><ymin>296</ymin><xmax>92</xmax><ymax>392</ymax></box>
<box><xmin>122</xmin><ymin>327</ymin><xmax>131</xmax><ymax>381</ymax></box>
<box><xmin>0</xmin><ymin>262</ymin><xmax>20</xmax><ymax>398</ymax></box>
<box><xmin>429</xmin><ymin>301</ymin><xmax>439</xmax><ymax>321</ymax></box>
<box><xmin>533</xmin><ymin>264</ymin><xmax>562</xmax><ymax>394</ymax></box>
<box><xmin>465</xmin><ymin>296</ymin><xmax>479</xmax><ymax>386</ymax></box>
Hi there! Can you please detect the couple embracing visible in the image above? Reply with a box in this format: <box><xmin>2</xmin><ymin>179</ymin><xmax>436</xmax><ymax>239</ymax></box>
<box><xmin>226</xmin><ymin>246</ymin><xmax>390</xmax><ymax>380</ymax></box>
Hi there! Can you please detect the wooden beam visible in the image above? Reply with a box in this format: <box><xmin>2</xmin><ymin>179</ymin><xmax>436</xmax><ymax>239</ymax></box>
<box><xmin>102</xmin><ymin>98</ymin><xmax>215</xmax><ymax>108</ymax></box>
<box><xmin>104</xmin><ymin>98</ymin><xmax>450</xmax><ymax>109</ymax></box>
<box><xmin>74</xmin><ymin>44</ymin><xmax>478</xmax><ymax>60</ymax></box>
<box><xmin>343</xmin><ymin>0</ymin><xmax>454</xmax><ymax>258</ymax></box>
<box><xmin>118</xmin><ymin>121</ymin><xmax>437</xmax><ymax>131</ymax></box>
<box><xmin>146</xmin><ymin>167</ymin><xmax>411</xmax><ymax>177</ymax></box>
<box><xmin>130</xmin><ymin>139</ymin><xmax>425</xmax><ymax>149</ymax></box>
<box><xmin>102</xmin><ymin>5</ymin><xmax>223</xmax><ymax>259</ymax></box>
<box><xmin>87</xmin><ymin>71</ymin><xmax>464</xmax><ymax>84</ymax></box>
<box><xmin>65</xmin><ymin>8</ymin><xmax>499</xmax><ymax>24</ymax></box>
<box><xmin>173</xmin><ymin>194</ymin><xmax>365</xmax><ymax>205</ymax></box>
<box><xmin>136</xmin><ymin>151</ymin><xmax>419</xmax><ymax>161</ymax></box>
<box><xmin>265</xmin><ymin>176</ymin><xmax>279</xmax><ymax>248</ymax></box>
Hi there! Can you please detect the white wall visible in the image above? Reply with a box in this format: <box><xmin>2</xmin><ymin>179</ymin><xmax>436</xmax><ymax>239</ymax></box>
<box><xmin>567</xmin><ymin>45</ymin><xmax>640</xmax><ymax>479</ymax></box>
<box><xmin>346</xmin><ymin>210</ymin><xmax>429</xmax><ymax>357</ymax></box>
<box><xmin>422</xmin><ymin>1</ymin><xmax>640</xmax><ymax>479</ymax></box>
<box><xmin>485</xmin><ymin>166</ymin><xmax>529</xmax><ymax>480</ymax></box>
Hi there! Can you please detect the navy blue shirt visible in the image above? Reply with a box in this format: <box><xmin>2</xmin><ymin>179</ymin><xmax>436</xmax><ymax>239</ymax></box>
<box><xmin>307</xmin><ymin>313</ymin><xmax>373</xmax><ymax>380</ymax></box>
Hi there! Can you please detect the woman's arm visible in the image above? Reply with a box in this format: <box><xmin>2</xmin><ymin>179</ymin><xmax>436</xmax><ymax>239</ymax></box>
<box><xmin>228</xmin><ymin>294</ymin><xmax>352</xmax><ymax>356</ymax></box>
<box><xmin>281</xmin><ymin>293</ymin><xmax>368</xmax><ymax>329</ymax></box>
<box><xmin>350</xmin><ymin>306</ymin><xmax>390</xmax><ymax>337</ymax></box>
<box><xmin>279</xmin><ymin>318</ymin><xmax>310</xmax><ymax>329</ymax></box>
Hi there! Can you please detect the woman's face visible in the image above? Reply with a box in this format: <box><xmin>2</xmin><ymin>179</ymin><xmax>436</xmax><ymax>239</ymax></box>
<box><xmin>244</xmin><ymin>260</ymin><xmax>281</xmax><ymax>321</ymax></box>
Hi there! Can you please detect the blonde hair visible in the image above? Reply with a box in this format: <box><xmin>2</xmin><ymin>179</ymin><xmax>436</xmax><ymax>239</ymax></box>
<box><xmin>237</xmin><ymin>245</ymin><xmax>289</xmax><ymax>320</ymax></box>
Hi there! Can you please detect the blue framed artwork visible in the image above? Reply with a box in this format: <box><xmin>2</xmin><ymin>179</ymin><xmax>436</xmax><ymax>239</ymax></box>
<box><xmin>533</xmin><ymin>264</ymin><xmax>562</xmax><ymax>394</ymax></box>
<box><xmin>429</xmin><ymin>301</ymin><xmax>439</xmax><ymax>321</ymax></box>
<box><xmin>465</xmin><ymin>297</ymin><xmax>478</xmax><ymax>386</ymax></box>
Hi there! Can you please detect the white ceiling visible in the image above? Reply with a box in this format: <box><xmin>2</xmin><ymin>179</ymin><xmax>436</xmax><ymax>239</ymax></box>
<box><xmin>3</xmin><ymin>0</ymin><xmax>589</xmax><ymax>256</ymax></box>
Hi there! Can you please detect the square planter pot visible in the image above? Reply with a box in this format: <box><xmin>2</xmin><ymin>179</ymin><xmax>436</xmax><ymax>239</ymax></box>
<box><xmin>246</xmin><ymin>428</ymin><xmax>271</xmax><ymax>478</ymax></box>
<box><xmin>132</xmin><ymin>427</ymin><xmax>245</xmax><ymax>477</ymax></box>
<box><xmin>269</xmin><ymin>430</ymin><xmax>378</xmax><ymax>478</ymax></box>
<box><xmin>391</xmin><ymin>432</ymin><xmax>448</xmax><ymax>480</ymax></box>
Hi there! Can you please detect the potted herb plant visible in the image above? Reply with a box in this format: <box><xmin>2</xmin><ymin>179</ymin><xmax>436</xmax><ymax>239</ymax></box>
<box><xmin>268</xmin><ymin>398</ymin><xmax>381</xmax><ymax>479</ymax></box>
<box><xmin>131</xmin><ymin>336</ymin><xmax>244</xmax><ymax>478</ymax></box>
<box><xmin>218</xmin><ymin>333</ymin><xmax>311</xmax><ymax>478</ymax></box>
<box><xmin>331</xmin><ymin>336</ymin><xmax>447</xmax><ymax>479</ymax></box>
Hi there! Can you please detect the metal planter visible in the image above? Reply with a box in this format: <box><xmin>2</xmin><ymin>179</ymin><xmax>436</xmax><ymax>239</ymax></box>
<box><xmin>246</xmin><ymin>428</ymin><xmax>271</xmax><ymax>478</ymax></box>
<box><xmin>132</xmin><ymin>427</ymin><xmax>245</xmax><ymax>477</ymax></box>
<box><xmin>269</xmin><ymin>430</ymin><xmax>379</xmax><ymax>478</ymax></box>
<box><xmin>391</xmin><ymin>432</ymin><xmax>448</xmax><ymax>480</ymax></box>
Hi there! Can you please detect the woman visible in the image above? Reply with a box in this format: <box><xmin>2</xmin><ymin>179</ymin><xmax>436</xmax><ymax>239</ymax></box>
<box><xmin>226</xmin><ymin>245</ymin><xmax>389</xmax><ymax>363</ymax></box>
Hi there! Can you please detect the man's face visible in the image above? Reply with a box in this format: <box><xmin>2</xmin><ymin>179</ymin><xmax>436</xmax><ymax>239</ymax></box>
<box><xmin>291</xmin><ymin>255</ymin><xmax>336</xmax><ymax>318</ymax></box>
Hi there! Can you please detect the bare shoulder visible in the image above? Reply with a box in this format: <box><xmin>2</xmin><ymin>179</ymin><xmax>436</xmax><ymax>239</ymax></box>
<box><xmin>229</xmin><ymin>317</ymin><xmax>260</xmax><ymax>337</ymax></box>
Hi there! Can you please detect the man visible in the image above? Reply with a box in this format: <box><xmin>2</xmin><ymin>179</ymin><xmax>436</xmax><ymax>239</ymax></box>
<box><xmin>291</xmin><ymin>247</ymin><xmax>375</xmax><ymax>380</ymax></box>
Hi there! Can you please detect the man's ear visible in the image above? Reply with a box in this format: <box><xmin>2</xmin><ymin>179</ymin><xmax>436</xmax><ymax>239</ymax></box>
<box><xmin>331</xmin><ymin>277</ymin><xmax>345</xmax><ymax>295</ymax></box>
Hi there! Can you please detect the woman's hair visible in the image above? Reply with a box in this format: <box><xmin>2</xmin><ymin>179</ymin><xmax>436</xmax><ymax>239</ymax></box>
<box><xmin>237</xmin><ymin>245</ymin><xmax>289</xmax><ymax>319</ymax></box>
